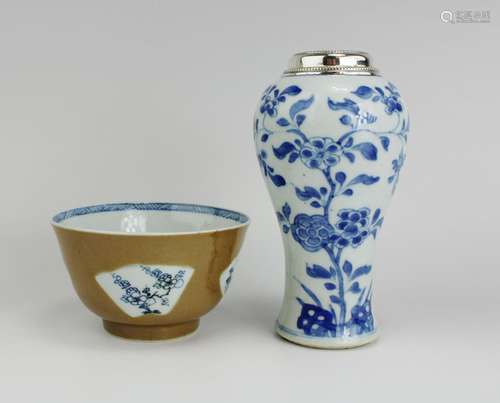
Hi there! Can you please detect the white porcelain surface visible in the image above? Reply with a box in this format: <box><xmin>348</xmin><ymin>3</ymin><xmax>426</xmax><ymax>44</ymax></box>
<box><xmin>254</xmin><ymin>74</ymin><xmax>409</xmax><ymax>348</ymax></box>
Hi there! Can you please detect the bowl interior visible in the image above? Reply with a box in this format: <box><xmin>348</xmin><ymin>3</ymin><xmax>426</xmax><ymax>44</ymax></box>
<box><xmin>52</xmin><ymin>203</ymin><xmax>249</xmax><ymax>235</ymax></box>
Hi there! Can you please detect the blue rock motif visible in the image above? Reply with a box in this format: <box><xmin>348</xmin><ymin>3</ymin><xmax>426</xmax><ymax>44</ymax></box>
<box><xmin>297</xmin><ymin>303</ymin><xmax>336</xmax><ymax>337</ymax></box>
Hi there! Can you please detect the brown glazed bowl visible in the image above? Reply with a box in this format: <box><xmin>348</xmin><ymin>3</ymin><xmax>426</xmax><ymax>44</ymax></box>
<box><xmin>52</xmin><ymin>202</ymin><xmax>249</xmax><ymax>341</ymax></box>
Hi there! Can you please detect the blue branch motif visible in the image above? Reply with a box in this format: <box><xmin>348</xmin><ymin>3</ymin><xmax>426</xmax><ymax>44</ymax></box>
<box><xmin>256</xmin><ymin>82</ymin><xmax>407</xmax><ymax>338</ymax></box>
<box><xmin>111</xmin><ymin>266</ymin><xmax>187</xmax><ymax>315</ymax></box>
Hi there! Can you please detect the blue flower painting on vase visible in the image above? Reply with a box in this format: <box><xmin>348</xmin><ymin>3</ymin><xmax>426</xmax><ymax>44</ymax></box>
<box><xmin>255</xmin><ymin>76</ymin><xmax>409</xmax><ymax>347</ymax></box>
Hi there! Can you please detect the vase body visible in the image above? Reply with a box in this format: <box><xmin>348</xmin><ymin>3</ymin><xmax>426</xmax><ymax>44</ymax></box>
<box><xmin>253</xmin><ymin>51</ymin><xmax>409</xmax><ymax>348</ymax></box>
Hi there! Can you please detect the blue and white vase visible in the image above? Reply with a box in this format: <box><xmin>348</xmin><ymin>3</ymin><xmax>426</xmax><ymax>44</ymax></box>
<box><xmin>254</xmin><ymin>51</ymin><xmax>409</xmax><ymax>348</ymax></box>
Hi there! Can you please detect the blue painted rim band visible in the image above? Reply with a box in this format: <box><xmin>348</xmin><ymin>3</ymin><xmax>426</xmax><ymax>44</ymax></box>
<box><xmin>53</xmin><ymin>202</ymin><xmax>249</xmax><ymax>225</ymax></box>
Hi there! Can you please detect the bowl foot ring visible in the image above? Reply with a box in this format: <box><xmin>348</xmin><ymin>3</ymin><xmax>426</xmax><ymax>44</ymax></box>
<box><xmin>103</xmin><ymin>319</ymin><xmax>199</xmax><ymax>341</ymax></box>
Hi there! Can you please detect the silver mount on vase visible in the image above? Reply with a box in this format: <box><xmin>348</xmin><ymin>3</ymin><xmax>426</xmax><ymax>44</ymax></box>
<box><xmin>283</xmin><ymin>50</ymin><xmax>378</xmax><ymax>76</ymax></box>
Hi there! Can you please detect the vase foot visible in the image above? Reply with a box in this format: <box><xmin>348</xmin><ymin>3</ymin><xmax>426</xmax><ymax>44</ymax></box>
<box><xmin>276</xmin><ymin>321</ymin><xmax>378</xmax><ymax>349</ymax></box>
<box><xmin>102</xmin><ymin>319</ymin><xmax>199</xmax><ymax>341</ymax></box>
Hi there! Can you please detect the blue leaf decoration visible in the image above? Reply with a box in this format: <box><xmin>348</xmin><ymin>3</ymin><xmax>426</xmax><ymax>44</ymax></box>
<box><xmin>296</xmin><ymin>114</ymin><xmax>306</xmax><ymax>127</ymax></box>
<box><xmin>282</xmin><ymin>203</ymin><xmax>291</xmax><ymax>220</ymax></box>
<box><xmin>273</xmin><ymin>142</ymin><xmax>296</xmax><ymax>159</ymax></box>
<box><xmin>339</xmin><ymin>114</ymin><xmax>352</xmax><ymax>126</ymax></box>
<box><xmin>299</xmin><ymin>282</ymin><xmax>322</xmax><ymax>307</ymax></box>
<box><xmin>324</xmin><ymin>282</ymin><xmax>337</xmax><ymax>290</ymax></box>
<box><xmin>342</xmin><ymin>260</ymin><xmax>353</xmax><ymax>276</ymax></box>
<box><xmin>348</xmin><ymin>174</ymin><xmax>380</xmax><ymax>186</ymax></box>
<box><xmin>354</xmin><ymin>142</ymin><xmax>378</xmax><ymax>160</ymax></box>
<box><xmin>306</xmin><ymin>264</ymin><xmax>332</xmax><ymax>279</ymax></box>
<box><xmin>276</xmin><ymin>212</ymin><xmax>285</xmax><ymax>222</ymax></box>
<box><xmin>352</xmin><ymin>86</ymin><xmax>374</xmax><ymax>99</ymax></box>
<box><xmin>289</xmin><ymin>95</ymin><xmax>314</xmax><ymax>120</ymax></box>
<box><xmin>357</xmin><ymin>288</ymin><xmax>366</xmax><ymax>304</ymax></box>
<box><xmin>269</xmin><ymin>173</ymin><xmax>286</xmax><ymax>187</ymax></box>
<box><xmin>310</xmin><ymin>200</ymin><xmax>321</xmax><ymax>208</ymax></box>
<box><xmin>280</xmin><ymin>85</ymin><xmax>302</xmax><ymax>96</ymax></box>
<box><xmin>344</xmin><ymin>137</ymin><xmax>354</xmax><ymax>148</ymax></box>
<box><xmin>349</xmin><ymin>282</ymin><xmax>362</xmax><ymax>293</ymax></box>
<box><xmin>283</xmin><ymin>225</ymin><xmax>289</xmax><ymax>234</ymax></box>
<box><xmin>327</xmin><ymin>98</ymin><xmax>360</xmax><ymax>115</ymax></box>
<box><xmin>344</xmin><ymin>151</ymin><xmax>355</xmax><ymax>163</ymax></box>
<box><xmin>261</xmin><ymin>133</ymin><xmax>269</xmax><ymax>143</ymax></box>
<box><xmin>335</xmin><ymin>171</ymin><xmax>346</xmax><ymax>185</ymax></box>
<box><xmin>276</xmin><ymin>118</ymin><xmax>290</xmax><ymax>127</ymax></box>
<box><xmin>380</xmin><ymin>136</ymin><xmax>390</xmax><ymax>151</ymax></box>
<box><xmin>351</xmin><ymin>265</ymin><xmax>372</xmax><ymax>280</ymax></box>
<box><xmin>320</xmin><ymin>187</ymin><xmax>328</xmax><ymax>195</ymax></box>
<box><xmin>343</xmin><ymin>189</ymin><xmax>354</xmax><ymax>196</ymax></box>
<box><xmin>288</xmin><ymin>152</ymin><xmax>299</xmax><ymax>163</ymax></box>
<box><xmin>330</xmin><ymin>295</ymin><xmax>342</xmax><ymax>304</ymax></box>
<box><xmin>372</xmin><ymin>208</ymin><xmax>381</xmax><ymax>224</ymax></box>
<box><xmin>295</xmin><ymin>186</ymin><xmax>321</xmax><ymax>201</ymax></box>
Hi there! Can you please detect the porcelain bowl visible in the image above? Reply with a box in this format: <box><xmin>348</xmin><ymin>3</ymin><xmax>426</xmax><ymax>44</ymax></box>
<box><xmin>52</xmin><ymin>202</ymin><xmax>249</xmax><ymax>341</ymax></box>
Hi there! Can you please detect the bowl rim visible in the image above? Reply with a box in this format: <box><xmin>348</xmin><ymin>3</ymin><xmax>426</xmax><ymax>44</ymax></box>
<box><xmin>51</xmin><ymin>202</ymin><xmax>250</xmax><ymax>236</ymax></box>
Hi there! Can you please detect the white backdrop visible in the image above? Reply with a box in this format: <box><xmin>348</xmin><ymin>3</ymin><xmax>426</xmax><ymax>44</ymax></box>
<box><xmin>1</xmin><ymin>1</ymin><xmax>499</xmax><ymax>402</ymax></box>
